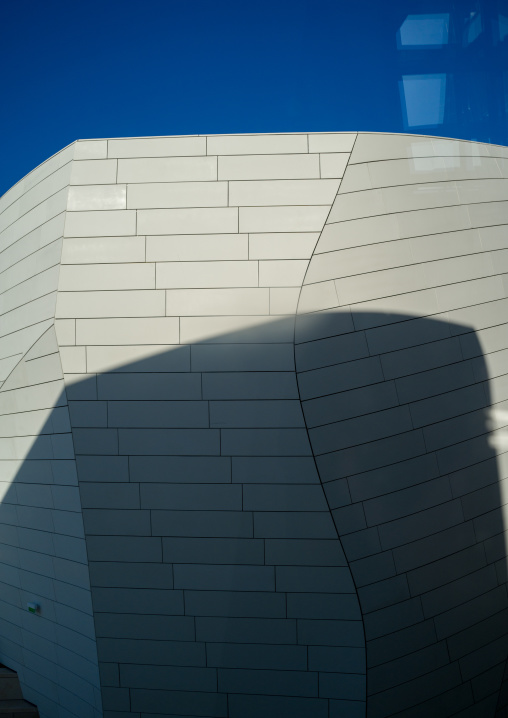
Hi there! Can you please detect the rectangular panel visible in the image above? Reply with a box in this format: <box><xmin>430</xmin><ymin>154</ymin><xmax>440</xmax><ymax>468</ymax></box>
<box><xmin>64</xmin><ymin>211</ymin><xmax>136</xmax><ymax>238</ymax></box>
<box><xmin>208</xmin><ymin>134</ymin><xmax>308</xmax><ymax>155</ymax></box>
<box><xmin>138</xmin><ymin>207</ymin><xmax>238</xmax><ymax>235</ymax></box>
<box><xmin>108</xmin><ymin>136</ymin><xmax>206</xmax><ymax>158</ymax></box>
<box><xmin>240</xmin><ymin>206</ymin><xmax>329</xmax><ymax>233</ymax></box>
<box><xmin>70</xmin><ymin>160</ymin><xmax>117</xmax><ymax>185</ymax></box>
<box><xmin>58</xmin><ymin>263</ymin><xmax>155</xmax><ymax>291</ymax></box>
<box><xmin>117</xmin><ymin>156</ymin><xmax>217</xmax><ymax>183</ymax></box>
<box><xmin>218</xmin><ymin>154</ymin><xmax>319</xmax><ymax>180</ymax></box>
<box><xmin>229</xmin><ymin>180</ymin><xmax>339</xmax><ymax>206</ymax></box>
<box><xmin>56</xmin><ymin>290</ymin><xmax>165</xmax><ymax>318</ymax></box>
<box><xmin>146</xmin><ymin>234</ymin><xmax>247</xmax><ymax>261</ymax></box>
<box><xmin>128</xmin><ymin>182</ymin><xmax>227</xmax><ymax>209</ymax></box>
<box><xmin>76</xmin><ymin>317</ymin><xmax>178</xmax><ymax>344</ymax></box>
<box><xmin>165</xmin><ymin>289</ymin><xmax>269</xmax><ymax>315</ymax></box>
<box><xmin>67</xmin><ymin>185</ymin><xmax>126</xmax><ymax>211</ymax></box>
<box><xmin>156</xmin><ymin>261</ymin><xmax>258</xmax><ymax>289</ymax></box>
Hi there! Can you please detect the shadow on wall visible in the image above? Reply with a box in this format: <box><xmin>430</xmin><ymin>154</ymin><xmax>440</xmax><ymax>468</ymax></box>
<box><xmin>1</xmin><ymin>309</ymin><xmax>508</xmax><ymax>718</ymax></box>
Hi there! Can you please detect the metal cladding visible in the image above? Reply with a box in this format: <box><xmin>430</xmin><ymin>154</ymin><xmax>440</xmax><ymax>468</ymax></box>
<box><xmin>1</xmin><ymin>132</ymin><xmax>508</xmax><ymax>717</ymax></box>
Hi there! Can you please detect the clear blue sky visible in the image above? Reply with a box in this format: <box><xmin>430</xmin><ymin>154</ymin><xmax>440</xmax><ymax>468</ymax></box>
<box><xmin>1</xmin><ymin>0</ymin><xmax>507</xmax><ymax>196</ymax></box>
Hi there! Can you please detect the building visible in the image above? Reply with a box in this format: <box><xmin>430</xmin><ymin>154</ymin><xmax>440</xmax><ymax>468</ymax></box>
<box><xmin>1</xmin><ymin>132</ymin><xmax>507</xmax><ymax>717</ymax></box>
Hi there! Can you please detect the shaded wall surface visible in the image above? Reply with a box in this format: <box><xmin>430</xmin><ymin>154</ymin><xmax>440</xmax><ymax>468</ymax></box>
<box><xmin>1</xmin><ymin>132</ymin><xmax>508</xmax><ymax>718</ymax></box>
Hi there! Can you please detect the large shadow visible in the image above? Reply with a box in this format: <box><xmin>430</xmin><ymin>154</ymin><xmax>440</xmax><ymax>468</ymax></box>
<box><xmin>0</xmin><ymin>309</ymin><xmax>507</xmax><ymax>718</ymax></box>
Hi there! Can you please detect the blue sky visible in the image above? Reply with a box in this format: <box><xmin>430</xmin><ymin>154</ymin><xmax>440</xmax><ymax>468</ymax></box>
<box><xmin>1</xmin><ymin>0</ymin><xmax>506</xmax><ymax>196</ymax></box>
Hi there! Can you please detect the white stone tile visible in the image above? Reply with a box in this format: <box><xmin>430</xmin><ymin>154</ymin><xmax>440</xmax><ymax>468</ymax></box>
<box><xmin>61</xmin><ymin>236</ymin><xmax>145</xmax><ymax>264</ymax></box>
<box><xmin>117</xmin><ymin>157</ymin><xmax>217</xmax><ymax>183</ymax></box>
<box><xmin>138</xmin><ymin>208</ymin><xmax>237</xmax><ymax>235</ymax></box>
<box><xmin>67</xmin><ymin>185</ymin><xmax>126</xmax><ymax>211</ymax></box>
<box><xmin>249</xmin><ymin>233</ymin><xmax>318</xmax><ymax>259</ymax></box>
<box><xmin>56</xmin><ymin>290</ymin><xmax>165</xmax><ymax>318</ymax></box>
<box><xmin>58</xmin><ymin>263</ymin><xmax>154</xmax><ymax>291</ymax></box>
<box><xmin>0</xmin><ymin>214</ymin><xmax>65</xmax><ymax>274</ymax></box>
<box><xmin>74</xmin><ymin>141</ymin><xmax>108</xmax><ymax>160</ymax></box>
<box><xmin>270</xmin><ymin>288</ymin><xmax>300</xmax><ymax>315</ymax></box>
<box><xmin>229</xmin><ymin>179</ymin><xmax>339</xmax><ymax>206</ymax></box>
<box><xmin>259</xmin><ymin>260</ymin><xmax>308</xmax><ymax>287</ymax></box>
<box><xmin>146</xmin><ymin>234</ymin><xmax>248</xmax><ymax>261</ymax></box>
<box><xmin>76</xmin><ymin>318</ymin><xmax>179</xmax><ymax>345</ymax></box>
<box><xmin>127</xmin><ymin>182</ymin><xmax>227</xmax><ymax>209</ymax></box>
<box><xmin>218</xmin><ymin>154</ymin><xmax>320</xmax><ymax>180</ymax></box>
<box><xmin>239</xmin><ymin>206</ymin><xmax>329</xmax><ymax>233</ymax></box>
<box><xmin>59</xmin><ymin>347</ymin><xmax>86</xmax><ymax>373</ymax></box>
<box><xmin>308</xmin><ymin>134</ymin><xmax>356</xmax><ymax>153</ymax></box>
<box><xmin>108</xmin><ymin>136</ymin><xmax>205</xmax><ymax>158</ymax></box>
<box><xmin>180</xmin><ymin>315</ymin><xmax>292</xmax><ymax>344</ymax></box>
<box><xmin>316</xmin><ymin>214</ymin><xmax>400</xmax><ymax>253</ymax></box>
<box><xmin>208</xmin><ymin>134</ymin><xmax>308</xmax><ymax>155</ymax></box>
<box><xmin>64</xmin><ymin>211</ymin><xmax>136</xmax><ymax>238</ymax></box>
<box><xmin>320</xmin><ymin>153</ymin><xmax>350</xmax><ymax>178</ymax></box>
<box><xmin>0</xmin><ymin>241</ymin><xmax>62</xmax><ymax>295</ymax></box>
<box><xmin>166</xmin><ymin>288</ymin><xmax>269</xmax><ymax>315</ymax></box>
<box><xmin>156</xmin><ymin>261</ymin><xmax>258</xmax><ymax>288</ymax></box>
<box><xmin>69</xmin><ymin>160</ymin><xmax>117</xmax><ymax>185</ymax></box>
<box><xmin>297</xmin><ymin>282</ymin><xmax>339</xmax><ymax>314</ymax></box>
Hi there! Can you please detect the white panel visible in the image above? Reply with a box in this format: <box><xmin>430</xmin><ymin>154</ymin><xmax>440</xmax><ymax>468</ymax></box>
<box><xmin>64</xmin><ymin>211</ymin><xmax>136</xmax><ymax>238</ymax></box>
<box><xmin>117</xmin><ymin>157</ymin><xmax>217</xmax><ymax>183</ymax></box>
<box><xmin>166</xmin><ymin>289</ymin><xmax>269</xmax><ymax>315</ymax></box>
<box><xmin>229</xmin><ymin>180</ymin><xmax>339</xmax><ymax>206</ymax></box>
<box><xmin>308</xmin><ymin>134</ymin><xmax>356</xmax><ymax>153</ymax></box>
<box><xmin>259</xmin><ymin>260</ymin><xmax>308</xmax><ymax>287</ymax></box>
<box><xmin>218</xmin><ymin>154</ymin><xmax>320</xmax><ymax>180</ymax></box>
<box><xmin>67</xmin><ymin>185</ymin><xmax>126</xmax><ymax>211</ymax></box>
<box><xmin>73</xmin><ymin>141</ymin><xmax>108</xmax><ymax>160</ymax></box>
<box><xmin>320</xmin><ymin>153</ymin><xmax>350</xmax><ymax>178</ymax></box>
<box><xmin>270</xmin><ymin>288</ymin><xmax>301</xmax><ymax>315</ymax></box>
<box><xmin>76</xmin><ymin>318</ymin><xmax>179</xmax><ymax>345</ymax></box>
<box><xmin>58</xmin><ymin>263</ymin><xmax>155</xmax><ymax>291</ymax></box>
<box><xmin>127</xmin><ymin>182</ymin><xmax>227</xmax><ymax>209</ymax></box>
<box><xmin>207</xmin><ymin>134</ymin><xmax>308</xmax><ymax>155</ymax></box>
<box><xmin>108</xmin><ymin>136</ymin><xmax>206</xmax><ymax>158</ymax></box>
<box><xmin>156</xmin><ymin>261</ymin><xmax>258</xmax><ymax>289</ymax></box>
<box><xmin>249</xmin><ymin>233</ymin><xmax>318</xmax><ymax>260</ymax></box>
<box><xmin>69</xmin><ymin>160</ymin><xmax>117</xmax><ymax>185</ymax></box>
<box><xmin>61</xmin><ymin>236</ymin><xmax>145</xmax><ymax>264</ymax></box>
<box><xmin>180</xmin><ymin>315</ymin><xmax>292</xmax><ymax>344</ymax></box>
<box><xmin>146</xmin><ymin>234</ymin><xmax>248</xmax><ymax>261</ymax></box>
<box><xmin>239</xmin><ymin>206</ymin><xmax>329</xmax><ymax>233</ymax></box>
<box><xmin>137</xmin><ymin>208</ymin><xmax>238</xmax><ymax>235</ymax></box>
<box><xmin>56</xmin><ymin>290</ymin><xmax>165</xmax><ymax>318</ymax></box>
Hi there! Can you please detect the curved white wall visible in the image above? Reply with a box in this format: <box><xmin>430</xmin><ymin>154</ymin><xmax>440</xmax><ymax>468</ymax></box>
<box><xmin>1</xmin><ymin>132</ymin><xmax>508</xmax><ymax>717</ymax></box>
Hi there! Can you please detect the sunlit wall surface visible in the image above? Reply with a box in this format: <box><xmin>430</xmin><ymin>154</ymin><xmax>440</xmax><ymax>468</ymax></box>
<box><xmin>1</xmin><ymin>132</ymin><xmax>508</xmax><ymax>718</ymax></box>
<box><xmin>397</xmin><ymin>2</ymin><xmax>508</xmax><ymax>145</ymax></box>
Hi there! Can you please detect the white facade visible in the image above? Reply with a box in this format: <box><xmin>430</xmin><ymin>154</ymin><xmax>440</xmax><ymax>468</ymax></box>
<box><xmin>1</xmin><ymin>132</ymin><xmax>508</xmax><ymax>717</ymax></box>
